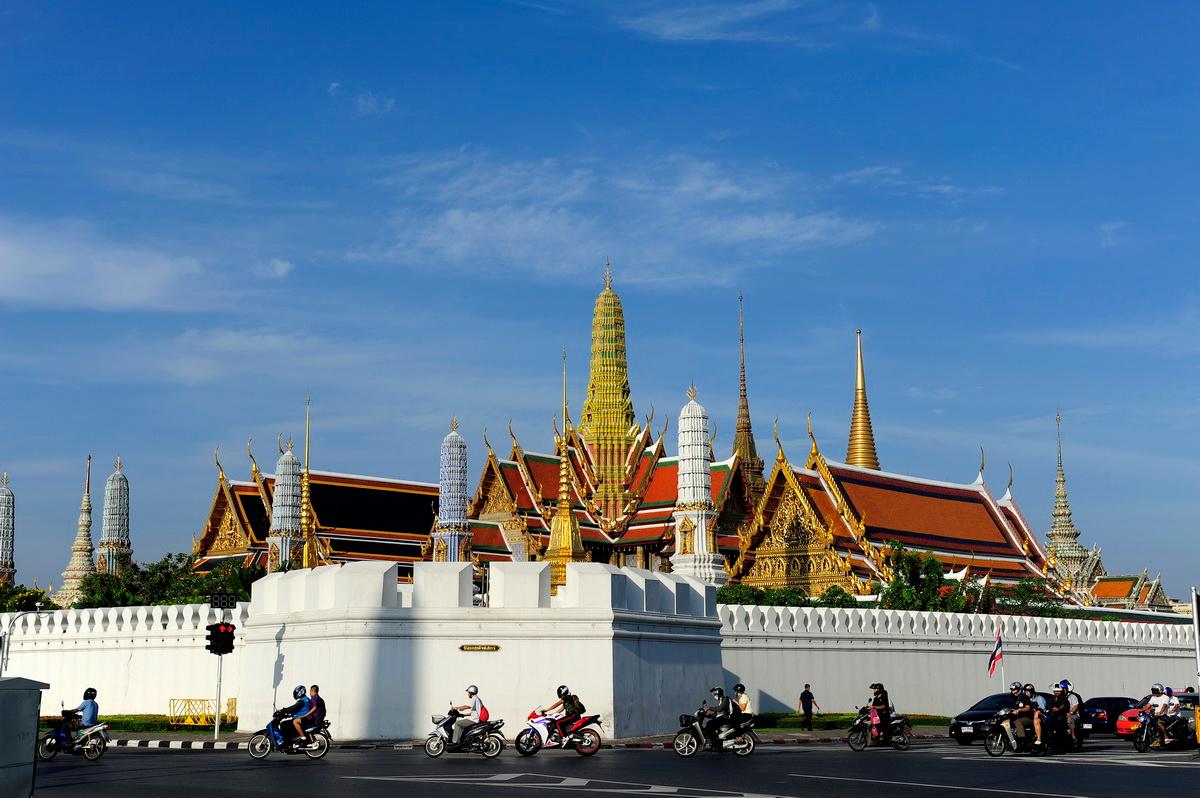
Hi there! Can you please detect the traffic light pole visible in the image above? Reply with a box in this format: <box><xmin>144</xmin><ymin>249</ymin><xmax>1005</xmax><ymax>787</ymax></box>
<box><xmin>214</xmin><ymin>651</ymin><xmax>224</xmax><ymax>742</ymax></box>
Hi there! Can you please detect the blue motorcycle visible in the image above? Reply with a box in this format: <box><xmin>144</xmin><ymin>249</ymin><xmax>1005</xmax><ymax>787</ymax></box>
<box><xmin>37</xmin><ymin>709</ymin><xmax>111</xmax><ymax>762</ymax></box>
<box><xmin>248</xmin><ymin>710</ymin><xmax>331</xmax><ymax>760</ymax></box>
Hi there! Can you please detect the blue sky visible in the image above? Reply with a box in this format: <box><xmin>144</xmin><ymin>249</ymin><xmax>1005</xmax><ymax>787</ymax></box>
<box><xmin>2</xmin><ymin>2</ymin><xmax>1197</xmax><ymax>595</ymax></box>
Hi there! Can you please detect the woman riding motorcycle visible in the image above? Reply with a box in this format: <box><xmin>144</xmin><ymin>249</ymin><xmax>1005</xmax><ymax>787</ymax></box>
<box><xmin>544</xmin><ymin>685</ymin><xmax>585</xmax><ymax>746</ymax></box>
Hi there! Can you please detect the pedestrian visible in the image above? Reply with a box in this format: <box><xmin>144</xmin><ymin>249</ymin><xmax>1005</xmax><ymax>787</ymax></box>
<box><xmin>797</xmin><ymin>683</ymin><xmax>820</xmax><ymax>731</ymax></box>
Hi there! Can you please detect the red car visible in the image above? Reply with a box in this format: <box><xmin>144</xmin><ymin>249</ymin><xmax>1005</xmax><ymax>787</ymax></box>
<box><xmin>1116</xmin><ymin>692</ymin><xmax>1198</xmax><ymax>738</ymax></box>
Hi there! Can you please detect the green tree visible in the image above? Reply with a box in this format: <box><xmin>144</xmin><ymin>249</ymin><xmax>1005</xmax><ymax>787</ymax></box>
<box><xmin>877</xmin><ymin>542</ymin><xmax>951</xmax><ymax>611</ymax></box>
<box><xmin>73</xmin><ymin>553</ymin><xmax>264</xmax><ymax>609</ymax></box>
<box><xmin>715</xmin><ymin>583</ymin><xmax>765</xmax><ymax>606</ymax></box>
<box><xmin>813</xmin><ymin>585</ymin><xmax>858</xmax><ymax>608</ymax></box>
<box><xmin>996</xmin><ymin>578</ymin><xmax>1065</xmax><ymax>618</ymax></box>
<box><xmin>760</xmin><ymin>587</ymin><xmax>808</xmax><ymax>607</ymax></box>
<box><xmin>0</xmin><ymin>583</ymin><xmax>58</xmax><ymax>612</ymax></box>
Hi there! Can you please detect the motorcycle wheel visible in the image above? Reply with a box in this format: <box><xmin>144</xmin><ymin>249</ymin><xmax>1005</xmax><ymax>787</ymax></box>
<box><xmin>847</xmin><ymin>727</ymin><xmax>868</xmax><ymax>752</ymax></box>
<box><xmin>574</xmin><ymin>729</ymin><xmax>601</xmax><ymax>757</ymax></box>
<box><xmin>36</xmin><ymin>737</ymin><xmax>58</xmax><ymax>762</ymax></box>
<box><xmin>83</xmin><ymin>737</ymin><xmax>107</xmax><ymax>762</ymax></box>
<box><xmin>1132</xmin><ymin>731</ymin><xmax>1149</xmax><ymax>753</ymax></box>
<box><xmin>983</xmin><ymin>730</ymin><xmax>1007</xmax><ymax>757</ymax></box>
<box><xmin>248</xmin><ymin>734</ymin><xmax>272</xmax><ymax>760</ymax></box>
<box><xmin>733</xmin><ymin>734</ymin><xmax>755</xmax><ymax>757</ymax></box>
<box><xmin>672</xmin><ymin>731</ymin><xmax>699</xmax><ymax>758</ymax></box>
<box><xmin>424</xmin><ymin>735</ymin><xmax>446</xmax><ymax>758</ymax></box>
<box><xmin>893</xmin><ymin>726</ymin><xmax>912</xmax><ymax>751</ymax></box>
<box><xmin>304</xmin><ymin>734</ymin><xmax>331</xmax><ymax>760</ymax></box>
<box><xmin>1030</xmin><ymin>741</ymin><xmax>1047</xmax><ymax>757</ymax></box>
<box><xmin>481</xmin><ymin>734</ymin><xmax>504</xmax><ymax>759</ymax></box>
<box><xmin>515</xmin><ymin>728</ymin><xmax>542</xmax><ymax>757</ymax></box>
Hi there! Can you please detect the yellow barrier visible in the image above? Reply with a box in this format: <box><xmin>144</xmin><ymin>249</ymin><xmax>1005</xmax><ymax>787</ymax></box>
<box><xmin>168</xmin><ymin>698</ymin><xmax>239</xmax><ymax>727</ymax></box>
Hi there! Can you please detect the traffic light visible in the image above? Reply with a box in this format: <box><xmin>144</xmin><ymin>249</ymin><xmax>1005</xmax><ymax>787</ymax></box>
<box><xmin>205</xmin><ymin>622</ymin><xmax>236</xmax><ymax>655</ymax></box>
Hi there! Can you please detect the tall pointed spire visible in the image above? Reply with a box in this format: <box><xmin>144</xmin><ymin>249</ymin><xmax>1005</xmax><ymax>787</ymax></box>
<box><xmin>579</xmin><ymin>262</ymin><xmax>638</xmax><ymax>520</ymax></box>
<box><xmin>547</xmin><ymin>349</ymin><xmax>585</xmax><ymax>594</ymax></box>
<box><xmin>433</xmin><ymin>417</ymin><xmax>470</xmax><ymax>562</ymax></box>
<box><xmin>0</xmin><ymin>471</ymin><xmax>15</xmax><ymax>586</ymax></box>
<box><xmin>99</xmin><ymin>455</ymin><xmax>131</xmax><ymax>575</ymax></box>
<box><xmin>55</xmin><ymin>455</ymin><xmax>96</xmax><ymax>607</ymax></box>
<box><xmin>732</xmin><ymin>291</ymin><xmax>766</xmax><ymax>502</ymax></box>
<box><xmin>1046</xmin><ymin>412</ymin><xmax>1089</xmax><ymax>574</ymax></box>
<box><xmin>846</xmin><ymin>329</ymin><xmax>881</xmax><ymax>470</ymax></box>
<box><xmin>267</xmin><ymin>435</ymin><xmax>302</xmax><ymax>572</ymax></box>
<box><xmin>300</xmin><ymin>395</ymin><xmax>320</xmax><ymax>568</ymax></box>
<box><xmin>672</xmin><ymin>385</ymin><xmax>727</xmax><ymax>584</ymax></box>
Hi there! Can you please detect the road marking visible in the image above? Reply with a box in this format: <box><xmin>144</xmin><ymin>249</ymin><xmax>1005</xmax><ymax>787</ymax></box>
<box><xmin>345</xmin><ymin>772</ymin><xmax>795</xmax><ymax>797</ymax></box>
<box><xmin>787</xmin><ymin>773</ymin><xmax>1096</xmax><ymax>798</ymax></box>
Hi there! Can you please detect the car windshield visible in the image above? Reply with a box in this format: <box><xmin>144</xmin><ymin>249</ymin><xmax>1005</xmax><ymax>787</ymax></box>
<box><xmin>968</xmin><ymin>694</ymin><xmax>1016</xmax><ymax>711</ymax></box>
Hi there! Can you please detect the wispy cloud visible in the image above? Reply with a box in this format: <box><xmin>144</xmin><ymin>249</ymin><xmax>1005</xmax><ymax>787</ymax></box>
<box><xmin>832</xmin><ymin>163</ymin><xmax>1004</xmax><ymax>200</ymax></box>
<box><xmin>617</xmin><ymin>0</ymin><xmax>898</xmax><ymax>47</ymax></box>
<box><xmin>1006</xmin><ymin>311</ymin><xmax>1200</xmax><ymax>356</ymax></box>
<box><xmin>906</xmin><ymin>385</ymin><xmax>958</xmax><ymax>401</ymax></box>
<box><xmin>355</xmin><ymin>90</ymin><xmax>396</xmax><ymax>116</ymax></box>
<box><xmin>356</xmin><ymin>149</ymin><xmax>874</xmax><ymax>281</ymax></box>
<box><xmin>256</xmin><ymin>258</ymin><xmax>294</xmax><ymax>279</ymax></box>
<box><xmin>1099</xmin><ymin>220</ymin><xmax>1126</xmax><ymax>248</ymax></box>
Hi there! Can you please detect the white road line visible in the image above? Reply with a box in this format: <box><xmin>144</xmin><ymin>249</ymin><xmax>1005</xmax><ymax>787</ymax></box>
<box><xmin>787</xmin><ymin>772</ymin><xmax>1096</xmax><ymax>798</ymax></box>
<box><xmin>345</xmin><ymin>774</ymin><xmax>792</xmax><ymax>798</ymax></box>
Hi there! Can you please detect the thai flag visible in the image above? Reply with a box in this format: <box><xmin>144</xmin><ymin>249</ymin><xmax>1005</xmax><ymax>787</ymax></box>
<box><xmin>987</xmin><ymin>628</ymin><xmax>1004</xmax><ymax>677</ymax></box>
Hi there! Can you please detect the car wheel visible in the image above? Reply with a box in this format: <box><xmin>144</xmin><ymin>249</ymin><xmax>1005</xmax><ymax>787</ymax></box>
<box><xmin>956</xmin><ymin>735</ymin><xmax>973</xmax><ymax>745</ymax></box>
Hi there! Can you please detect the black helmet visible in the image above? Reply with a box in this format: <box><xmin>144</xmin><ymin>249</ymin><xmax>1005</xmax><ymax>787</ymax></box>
<box><xmin>557</xmin><ymin>685</ymin><xmax>570</xmax><ymax>699</ymax></box>
<box><xmin>869</xmin><ymin>683</ymin><xmax>883</xmax><ymax>691</ymax></box>
<box><xmin>1023</xmin><ymin>683</ymin><xmax>1035</xmax><ymax>692</ymax></box>
<box><xmin>734</xmin><ymin>683</ymin><xmax>746</xmax><ymax>694</ymax></box>
<box><xmin>293</xmin><ymin>685</ymin><xmax>306</xmax><ymax>700</ymax></box>
<box><xmin>710</xmin><ymin>686</ymin><xmax>725</xmax><ymax>699</ymax></box>
<box><xmin>83</xmin><ymin>687</ymin><xmax>97</xmax><ymax>700</ymax></box>
<box><xmin>1009</xmin><ymin>681</ymin><xmax>1022</xmax><ymax>691</ymax></box>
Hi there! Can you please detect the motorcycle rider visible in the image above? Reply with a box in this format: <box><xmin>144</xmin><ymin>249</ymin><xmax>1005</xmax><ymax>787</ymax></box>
<box><xmin>1048</xmin><ymin>682</ymin><xmax>1071</xmax><ymax>744</ymax></box>
<box><xmin>701</xmin><ymin>687</ymin><xmax>735</xmax><ymax>747</ymax></box>
<box><xmin>70</xmin><ymin>688</ymin><xmax>100</xmax><ymax>740</ymax></box>
<box><xmin>734</xmin><ymin>683</ymin><xmax>753</xmax><ymax>716</ymax></box>
<box><xmin>1161</xmin><ymin>687</ymin><xmax>1182</xmax><ymax>743</ymax></box>
<box><xmin>291</xmin><ymin>684</ymin><xmax>324</xmax><ymax>747</ymax></box>
<box><xmin>276</xmin><ymin>685</ymin><xmax>311</xmax><ymax>750</ymax></box>
<box><xmin>868</xmin><ymin>683</ymin><xmax>890</xmax><ymax>740</ymax></box>
<box><xmin>450</xmin><ymin>685</ymin><xmax>485</xmax><ymax>744</ymax></box>
<box><xmin>1011</xmin><ymin>683</ymin><xmax>1041</xmax><ymax>748</ymax></box>
<box><xmin>544</xmin><ymin>685</ymin><xmax>585</xmax><ymax>747</ymax></box>
<box><xmin>1061</xmin><ymin>679</ymin><xmax>1082</xmax><ymax>744</ymax></box>
<box><xmin>1143</xmin><ymin>682</ymin><xmax>1168</xmax><ymax>743</ymax></box>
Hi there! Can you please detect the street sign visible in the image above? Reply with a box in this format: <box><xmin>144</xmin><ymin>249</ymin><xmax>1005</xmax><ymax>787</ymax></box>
<box><xmin>207</xmin><ymin>593</ymin><xmax>239</xmax><ymax>610</ymax></box>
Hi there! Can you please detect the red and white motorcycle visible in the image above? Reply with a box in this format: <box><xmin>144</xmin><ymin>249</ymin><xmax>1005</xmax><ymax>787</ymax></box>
<box><xmin>514</xmin><ymin>707</ymin><xmax>602</xmax><ymax>756</ymax></box>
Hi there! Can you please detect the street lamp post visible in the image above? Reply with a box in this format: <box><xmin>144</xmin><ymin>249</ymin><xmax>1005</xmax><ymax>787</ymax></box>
<box><xmin>0</xmin><ymin>601</ymin><xmax>52</xmax><ymax>678</ymax></box>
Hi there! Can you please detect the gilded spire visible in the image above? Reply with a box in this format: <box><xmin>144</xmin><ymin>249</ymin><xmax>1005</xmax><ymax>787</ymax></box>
<box><xmin>300</xmin><ymin>395</ymin><xmax>318</xmax><ymax>567</ymax></box>
<box><xmin>846</xmin><ymin>329</ymin><xmax>881</xmax><ymax>470</ymax></box>
<box><xmin>1046</xmin><ymin>412</ymin><xmax>1088</xmax><ymax>573</ymax></box>
<box><xmin>55</xmin><ymin>454</ymin><xmax>96</xmax><ymax>607</ymax></box>
<box><xmin>732</xmin><ymin>291</ymin><xmax>765</xmax><ymax>502</ymax></box>
<box><xmin>547</xmin><ymin>349</ymin><xmax>584</xmax><ymax>594</ymax></box>
<box><xmin>579</xmin><ymin>263</ymin><xmax>638</xmax><ymax>520</ymax></box>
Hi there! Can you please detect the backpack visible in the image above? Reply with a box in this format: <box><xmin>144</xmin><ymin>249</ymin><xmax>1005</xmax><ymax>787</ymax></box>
<box><xmin>478</xmin><ymin>702</ymin><xmax>490</xmax><ymax>722</ymax></box>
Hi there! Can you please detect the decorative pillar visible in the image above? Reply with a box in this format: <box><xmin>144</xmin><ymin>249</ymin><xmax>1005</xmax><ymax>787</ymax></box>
<box><xmin>433</xmin><ymin>418</ymin><xmax>470</xmax><ymax>561</ymax></box>
<box><xmin>671</xmin><ymin>386</ymin><xmax>727</xmax><ymax>584</ymax></box>
<box><xmin>0</xmin><ymin>472</ymin><xmax>14</xmax><ymax>586</ymax></box>
<box><xmin>98</xmin><ymin>456</ymin><xmax>131</xmax><ymax>574</ymax></box>
<box><xmin>267</xmin><ymin>438</ymin><xmax>302</xmax><ymax>572</ymax></box>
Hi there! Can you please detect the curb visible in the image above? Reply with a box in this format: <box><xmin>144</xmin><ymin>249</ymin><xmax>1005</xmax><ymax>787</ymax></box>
<box><xmin>113</xmin><ymin>740</ymin><xmax>248</xmax><ymax>750</ymax></box>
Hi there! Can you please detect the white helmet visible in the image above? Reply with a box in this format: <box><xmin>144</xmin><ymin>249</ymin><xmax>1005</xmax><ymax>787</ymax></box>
<box><xmin>1151</xmin><ymin>683</ymin><xmax>1164</xmax><ymax>695</ymax></box>
<box><xmin>466</xmin><ymin>684</ymin><xmax>478</xmax><ymax>695</ymax></box>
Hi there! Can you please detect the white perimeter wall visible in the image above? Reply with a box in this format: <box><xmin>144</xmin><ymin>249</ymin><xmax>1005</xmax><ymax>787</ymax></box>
<box><xmin>720</xmin><ymin>604</ymin><xmax>1198</xmax><ymax>717</ymax></box>
<box><xmin>1</xmin><ymin>603</ymin><xmax>248</xmax><ymax>715</ymax></box>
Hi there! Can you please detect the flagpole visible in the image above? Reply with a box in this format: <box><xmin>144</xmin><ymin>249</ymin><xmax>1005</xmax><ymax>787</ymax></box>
<box><xmin>1000</xmin><ymin>619</ymin><xmax>1006</xmax><ymax>687</ymax></box>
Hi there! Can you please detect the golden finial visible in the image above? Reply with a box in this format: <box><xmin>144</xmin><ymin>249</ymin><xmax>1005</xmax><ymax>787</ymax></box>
<box><xmin>304</xmin><ymin>394</ymin><xmax>312</xmax><ymax>473</ymax></box>
<box><xmin>846</xmin><ymin>329</ymin><xmax>881</xmax><ymax>469</ymax></box>
<box><xmin>603</xmin><ymin>257</ymin><xmax>613</xmax><ymax>289</ymax></box>
<box><xmin>114</xmin><ymin>455</ymin><xmax>122</xmax><ymax>472</ymax></box>
<box><xmin>687</xmin><ymin>383</ymin><xmax>697</xmax><ymax>402</ymax></box>
<box><xmin>1</xmin><ymin>472</ymin><xmax>7</xmax><ymax>488</ymax></box>
<box><xmin>772</xmin><ymin>416</ymin><xmax>782</xmax><ymax>453</ymax></box>
<box><xmin>213</xmin><ymin>446</ymin><xmax>225</xmax><ymax>479</ymax></box>
<box><xmin>84</xmin><ymin>452</ymin><xmax>92</xmax><ymax>494</ymax></box>
<box><xmin>450</xmin><ymin>417</ymin><xmax>459</xmax><ymax>432</ymax></box>
<box><xmin>286</xmin><ymin>436</ymin><xmax>295</xmax><ymax>451</ymax></box>
<box><xmin>277</xmin><ymin>432</ymin><xmax>285</xmax><ymax>455</ymax></box>
<box><xmin>978</xmin><ymin>446</ymin><xmax>985</xmax><ymax>477</ymax></box>
<box><xmin>645</xmin><ymin>403</ymin><xmax>655</xmax><ymax>429</ymax></box>
<box><xmin>659</xmin><ymin>415</ymin><xmax>669</xmax><ymax>440</ymax></box>
<box><xmin>507</xmin><ymin>419</ymin><xmax>518</xmax><ymax>444</ymax></box>
<box><xmin>482</xmin><ymin>427</ymin><xmax>493</xmax><ymax>453</ymax></box>
<box><xmin>1007</xmin><ymin>463</ymin><xmax>1014</xmax><ymax>492</ymax></box>
<box><xmin>561</xmin><ymin>347</ymin><xmax>569</xmax><ymax>430</ymax></box>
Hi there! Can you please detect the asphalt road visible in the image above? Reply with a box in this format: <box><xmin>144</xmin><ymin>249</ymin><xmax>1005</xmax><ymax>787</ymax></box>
<box><xmin>32</xmin><ymin>736</ymin><xmax>1200</xmax><ymax>797</ymax></box>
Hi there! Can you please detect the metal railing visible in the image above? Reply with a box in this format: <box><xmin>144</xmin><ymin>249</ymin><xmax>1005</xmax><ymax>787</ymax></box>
<box><xmin>168</xmin><ymin>697</ymin><xmax>238</xmax><ymax>727</ymax></box>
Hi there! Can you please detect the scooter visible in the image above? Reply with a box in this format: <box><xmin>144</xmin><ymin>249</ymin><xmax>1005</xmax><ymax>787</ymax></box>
<box><xmin>424</xmin><ymin>708</ymin><xmax>505</xmax><ymax>758</ymax></box>
<box><xmin>514</xmin><ymin>708</ymin><xmax>602</xmax><ymax>756</ymax></box>
<box><xmin>672</xmin><ymin>703</ymin><xmax>758</xmax><ymax>758</ymax></box>
<box><xmin>1132</xmin><ymin>711</ymin><xmax>1192</xmax><ymax>753</ymax></box>
<box><xmin>37</xmin><ymin>709</ymin><xmax>111</xmax><ymax>762</ymax></box>
<box><xmin>248</xmin><ymin>711</ymin><xmax>332</xmax><ymax>760</ymax></box>
<box><xmin>983</xmin><ymin>708</ymin><xmax>1045</xmax><ymax>757</ymax></box>
<box><xmin>847</xmin><ymin>706</ymin><xmax>912</xmax><ymax>751</ymax></box>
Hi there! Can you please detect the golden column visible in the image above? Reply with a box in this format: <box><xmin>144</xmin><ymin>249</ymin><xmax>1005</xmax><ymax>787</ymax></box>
<box><xmin>547</xmin><ymin>350</ymin><xmax>585</xmax><ymax>595</ymax></box>
<box><xmin>300</xmin><ymin>394</ymin><xmax>319</xmax><ymax>568</ymax></box>
<box><xmin>578</xmin><ymin>261</ymin><xmax>638</xmax><ymax>520</ymax></box>
<box><xmin>846</xmin><ymin>329</ymin><xmax>881</xmax><ymax>470</ymax></box>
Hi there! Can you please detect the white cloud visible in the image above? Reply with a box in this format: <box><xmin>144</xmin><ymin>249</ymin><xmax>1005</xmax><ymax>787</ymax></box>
<box><xmin>355</xmin><ymin>90</ymin><xmax>396</xmax><ymax>116</ymax></box>
<box><xmin>0</xmin><ymin>216</ymin><xmax>213</xmax><ymax>311</ymax></box>
<box><xmin>832</xmin><ymin>163</ymin><xmax>1003</xmax><ymax>200</ymax></box>
<box><xmin>617</xmin><ymin>0</ymin><xmax>897</xmax><ymax>47</ymax></box>
<box><xmin>1099</xmin><ymin>220</ymin><xmax>1126</xmax><ymax>249</ymax></box>
<box><xmin>906</xmin><ymin>386</ymin><xmax>958</xmax><ymax>401</ymax></box>
<box><xmin>257</xmin><ymin>258</ymin><xmax>294</xmax><ymax>279</ymax></box>
<box><xmin>1006</xmin><ymin>311</ymin><xmax>1200</xmax><ymax>355</ymax></box>
<box><xmin>327</xmin><ymin>82</ymin><xmax>342</xmax><ymax>95</ymax></box>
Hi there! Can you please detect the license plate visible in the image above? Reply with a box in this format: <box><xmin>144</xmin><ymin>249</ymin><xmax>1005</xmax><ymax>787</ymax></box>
<box><xmin>1082</xmin><ymin>724</ymin><xmax>1092</xmax><ymax>730</ymax></box>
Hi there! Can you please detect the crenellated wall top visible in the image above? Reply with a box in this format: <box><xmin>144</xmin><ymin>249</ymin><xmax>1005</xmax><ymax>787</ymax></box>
<box><xmin>718</xmin><ymin>604</ymin><xmax>1195</xmax><ymax>647</ymax></box>
<box><xmin>0</xmin><ymin>602</ymin><xmax>249</xmax><ymax>640</ymax></box>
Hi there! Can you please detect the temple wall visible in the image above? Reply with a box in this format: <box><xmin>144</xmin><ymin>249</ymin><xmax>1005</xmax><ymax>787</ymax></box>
<box><xmin>0</xmin><ymin>603</ymin><xmax>248</xmax><ymax>715</ymax></box>
<box><xmin>720</xmin><ymin>604</ymin><xmax>1197</xmax><ymax>717</ymax></box>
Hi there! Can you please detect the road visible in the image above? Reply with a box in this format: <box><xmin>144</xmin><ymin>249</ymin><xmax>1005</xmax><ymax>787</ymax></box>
<box><xmin>32</xmin><ymin>736</ymin><xmax>1200</xmax><ymax>797</ymax></box>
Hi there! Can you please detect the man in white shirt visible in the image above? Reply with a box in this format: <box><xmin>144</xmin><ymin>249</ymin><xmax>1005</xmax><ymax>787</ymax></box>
<box><xmin>1143</xmin><ymin>683</ymin><xmax>1169</xmax><ymax>742</ymax></box>
<box><xmin>450</xmin><ymin>685</ymin><xmax>483</xmax><ymax>744</ymax></box>
<box><xmin>1161</xmin><ymin>687</ymin><xmax>1182</xmax><ymax>742</ymax></box>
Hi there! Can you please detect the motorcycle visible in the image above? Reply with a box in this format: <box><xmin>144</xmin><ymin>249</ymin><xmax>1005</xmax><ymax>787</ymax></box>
<box><xmin>37</xmin><ymin>709</ymin><xmax>111</xmax><ymax>762</ymax></box>
<box><xmin>248</xmin><ymin>711</ymin><xmax>332</xmax><ymax>760</ymax></box>
<box><xmin>1132</xmin><ymin>711</ymin><xmax>1191</xmax><ymax>753</ymax></box>
<box><xmin>424</xmin><ymin>707</ymin><xmax>505</xmax><ymax>758</ymax></box>
<box><xmin>515</xmin><ymin>708</ymin><xmax>602</xmax><ymax>756</ymax></box>
<box><xmin>847</xmin><ymin>706</ymin><xmax>911</xmax><ymax>751</ymax></box>
<box><xmin>983</xmin><ymin>708</ymin><xmax>1046</xmax><ymax>757</ymax></box>
<box><xmin>672</xmin><ymin>703</ymin><xmax>758</xmax><ymax>758</ymax></box>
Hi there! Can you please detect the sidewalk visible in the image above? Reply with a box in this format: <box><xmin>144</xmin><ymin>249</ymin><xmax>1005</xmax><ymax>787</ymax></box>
<box><xmin>108</xmin><ymin>725</ymin><xmax>949</xmax><ymax>751</ymax></box>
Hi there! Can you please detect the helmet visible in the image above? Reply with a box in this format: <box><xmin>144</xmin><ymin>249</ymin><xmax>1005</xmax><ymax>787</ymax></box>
<box><xmin>1009</xmin><ymin>681</ymin><xmax>1022</xmax><ymax>691</ymax></box>
<box><xmin>1151</xmin><ymin>683</ymin><xmax>1164</xmax><ymax>695</ymax></box>
<box><xmin>557</xmin><ymin>685</ymin><xmax>570</xmax><ymax>699</ymax></box>
<box><xmin>466</xmin><ymin>685</ymin><xmax>478</xmax><ymax>695</ymax></box>
<box><xmin>292</xmin><ymin>685</ymin><xmax>306</xmax><ymax>700</ymax></box>
<box><xmin>1060</xmin><ymin>680</ymin><xmax>1072</xmax><ymax>691</ymax></box>
<box><xmin>1165</xmin><ymin>687</ymin><xmax>1174</xmax><ymax>695</ymax></box>
<box><xmin>1023</xmin><ymin>683</ymin><xmax>1035</xmax><ymax>692</ymax></box>
<box><xmin>734</xmin><ymin>683</ymin><xmax>746</xmax><ymax>694</ymax></box>
<box><xmin>869</xmin><ymin>683</ymin><xmax>883</xmax><ymax>691</ymax></box>
<box><xmin>710</xmin><ymin>687</ymin><xmax>725</xmax><ymax>699</ymax></box>
<box><xmin>1051</xmin><ymin>683</ymin><xmax>1063</xmax><ymax>692</ymax></box>
<box><xmin>83</xmin><ymin>688</ymin><xmax>97</xmax><ymax>700</ymax></box>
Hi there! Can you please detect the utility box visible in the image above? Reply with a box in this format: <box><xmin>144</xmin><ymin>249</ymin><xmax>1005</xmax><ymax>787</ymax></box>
<box><xmin>0</xmin><ymin>677</ymin><xmax>49</xmax><ymax>798</ymax></box>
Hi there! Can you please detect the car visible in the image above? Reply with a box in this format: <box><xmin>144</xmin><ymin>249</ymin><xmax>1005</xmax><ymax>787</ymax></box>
<box><xmin>1116</xmin><ymin>692</ymin><xmax>1198</xmax><ymax>738</ymax></box>
<box><xmin>949</xmin><ymin>692</ymin><xmax>1051</xmax><ymax>745</ymax></box>
<box><xmin>1082</xmin><ymin>696</ymin><xmax>1138</xmax><ymax>734</ymax></box>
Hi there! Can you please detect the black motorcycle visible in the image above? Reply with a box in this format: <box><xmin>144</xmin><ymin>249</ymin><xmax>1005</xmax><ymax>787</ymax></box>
<box><xmin>1132</xmin><ymin>711</ymin><xmax>1191</xmax><ymax>753</ymax></box>
<box><xmin>424</xmin><ymin>708</ymin><xmax>505</xmax><ymax>758</ymax></box>
<box><xmin>984</xmin><ymin>708</ymin><xmax>1046</xmax><ymax>757</ymax></box>
<box><xmin>672</xmin><ymin>704</ymin><xmax>758</xmax><ymax>757</ymax></box>
<box><xmin>248</xmin><ymin>711</ymin><xmax>332</xmax><ymax>760</ymax></box>
<box><xmin>847</xmin><ymin>706</ymin><xmax>911</xmax><ymax>751</ymax></box>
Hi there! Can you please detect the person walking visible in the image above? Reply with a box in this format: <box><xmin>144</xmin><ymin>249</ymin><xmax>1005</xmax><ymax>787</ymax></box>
<box><xmin>797</xmin><ymin>684</ymin><xmax>820</xmax><ymax>731</ymax></box>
